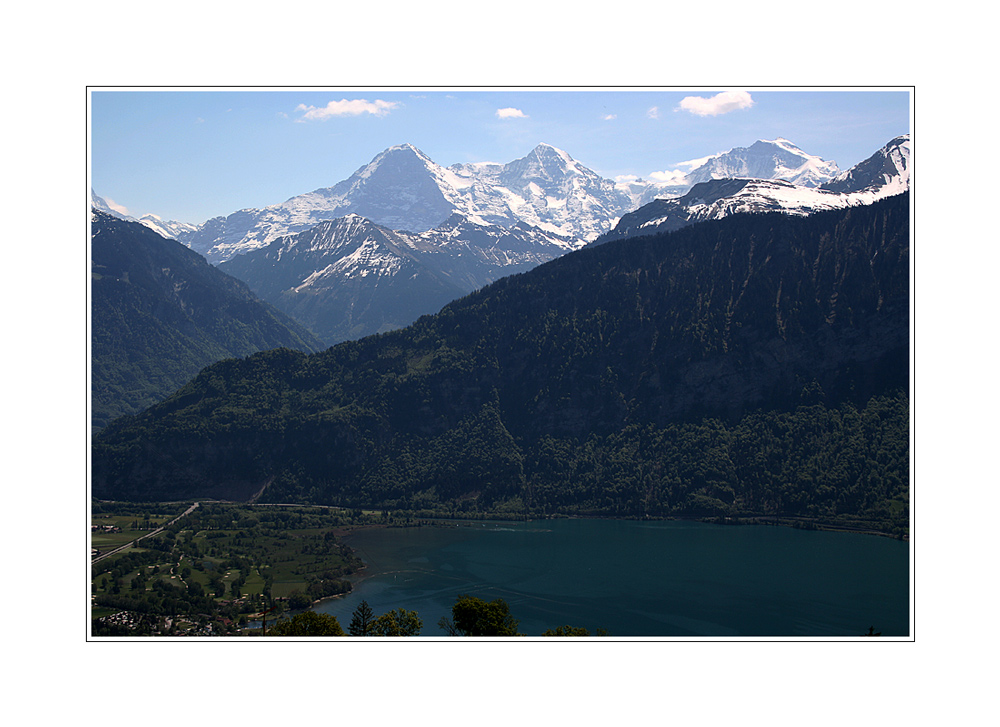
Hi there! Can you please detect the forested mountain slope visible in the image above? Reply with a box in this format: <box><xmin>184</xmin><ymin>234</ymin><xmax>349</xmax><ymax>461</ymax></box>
<box><xmin>93</xmin><ymin>196</ymin><xmax>909</xmax><ymax>531</ymax></box>
<box><xmin>91</xmin><ymin>211</ymin><xmax>325</xmax><ymax>430</ymax></box>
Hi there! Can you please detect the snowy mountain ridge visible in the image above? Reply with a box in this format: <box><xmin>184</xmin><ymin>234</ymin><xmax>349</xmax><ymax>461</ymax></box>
<box><xmin>822</xmin><ymin>134</ymin><xmax>910</xmax><ymax>196</ymax></box>
<box><xmin>595</xmin><ymin>135</ymin><xmax>911</xmax><ymax>245</ymax></box>
<box><xmin>216</xmin><ymin>210</ymin><xmax>578</xmax><ymax>344</ymax></box>
<box><xmin>95</xmin><ymin>134</ymin><xmax>907</xmax><ymax>267</ymax></box>
<box><xmin>180</xmin><ymin>138</ymin><xmax>844</xmax><ymax>263</ymax></box>
<box><xmin>180</xmin><ymin>142</ymin><xmax>635</xmax><ymax>263</ymax></box>
<box><xmin>678</xmin><ymin>137</ymin><xmax>841</xmax><ymax>189</ymax></box>
<box><xmin>90</xmin><ymin>190</ymin><xmax>199</xmax><ymax>240</ymax></box>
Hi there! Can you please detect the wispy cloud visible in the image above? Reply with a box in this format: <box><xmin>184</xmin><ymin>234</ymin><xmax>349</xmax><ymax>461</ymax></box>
<box><xmin>104</xmin><ymin>196</ymin><xmax>130</xmax><ymax>215</ymax></box>
<box><xmin>648</xmin><ymin>169</ymin><xmax>688</xmax><ymax>184</ymax></box>
<box><xmin>496</xmin><ymin>107</ymin><xmax>528</xmax><ymax>119</ymax></box>
<box><xmin>646</xmin><ymin>152</ymin><xmax>721</xmax><ymax>186</ymax></box>
<box><xmin>603</xmin><ymin>113</ymin><xmax>617</xmax><ymax>121</ymax></box>
<box><xmin>677</xmin><ymin>91</ymin><xmax>754</xmax><ymax>117</ymax></box>
<box><xmin>295</xmin><ymin>99</ymin><xmax>399</xmax><ymax>121</ymax></box>
<box><xmin>647</xmin><ymin>106</ymin><xmax>660</xmax><ymax>119</ymax></box>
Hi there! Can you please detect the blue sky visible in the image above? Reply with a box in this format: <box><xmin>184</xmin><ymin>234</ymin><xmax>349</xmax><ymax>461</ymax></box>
<box><xmin>89</xmin><ymin>88</ymin><xmax>911</xmax><ymax>225</ymax></box>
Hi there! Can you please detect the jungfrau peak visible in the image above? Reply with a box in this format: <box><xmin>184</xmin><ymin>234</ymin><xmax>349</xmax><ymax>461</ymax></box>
<box><xmin>681</xmin><ymin>138</ymin><xmax>841</xmax><ymax>188</ymax></box>
<box><xmin>596</xmin><ymin>135</ymin><xmax>911</xmax><ymax>245</ymax></box>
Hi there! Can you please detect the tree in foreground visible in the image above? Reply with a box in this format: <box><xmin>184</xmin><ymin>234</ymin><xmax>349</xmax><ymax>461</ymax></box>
<box><xmin>542</xmin><ymin>625</ymin><xmax>610</xmax><ymax>636</ymax></box>
<box><xmin>268</xmin><ymin>611</ymin><xmax>344</xmax><ymax>636</ymax></box>
<box><xmin>348</xmin><ymin>600</ymin><xmax>375</xmax><ymax>636</ymax></box>
<box><xmin>439</xmin><ymin>595</ymin><xmax>521</xmax><ymax>636</ymax></box>
<box><xmin>370</xmin><ymin>608</ymin><xmax>423</xmax><ymax>636</ymax></box>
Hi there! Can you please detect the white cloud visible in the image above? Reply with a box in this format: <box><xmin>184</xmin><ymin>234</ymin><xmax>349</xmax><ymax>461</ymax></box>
<box><xmin>295</xmin><ymin>99</ymin><xmax>399</xmax><ymax>121</ymax></box>
<box><xmin>603</xmin><ymin>114</ymin><xmax>617</xmax><ymax>121</ymax></box>
<box><xmin>647</xmin><ymin>106</ymin><xmax>660</xmax><ymax>119</ymax></box>
<box><xmin>645</xmin><ymin>152</ymin><xmax>720</xmax><ymax>185</ymax></box>
<box><xmin>104</xmin><ymin>197</ymin><xmax>130</xmax><ymax>215</ymax></box>
<box><xmin>648</xmin><ymin>169</ymin><xmax>689</xmax><ymax>184</ymax></box>
<box><xmin>677</xmin><ymin>91</ymin><xmax>754</xmax><ymax>117</ymax></box>
<box><xmin>496</xmin><ymin>107</ymin><xmax>528</xmax><ymax>119</ymax></box>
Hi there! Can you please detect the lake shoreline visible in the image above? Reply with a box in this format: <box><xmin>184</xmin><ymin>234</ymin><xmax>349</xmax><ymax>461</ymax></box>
<box><xmin>313</xmin><ymin>512</ymin><xmax>908</xmax><ymax>616</ymax></box>
<box><xmin>324</xmin><ymin>512</ymin><xmax>908</xmax><ymax>599</ymax></box>
<box><xmin>311</xmin><ymin>516</ymin><xmax>910</xmax><ymax>637</ymax></box>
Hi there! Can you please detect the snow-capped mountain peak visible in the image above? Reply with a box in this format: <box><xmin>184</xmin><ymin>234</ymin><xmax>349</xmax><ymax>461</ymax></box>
<box><xmin>503</xmin><ymin>143</ymin><xmax>593</xmax><ymax>182</ymax></box>
<box><xmin>597</xmin><ymin>135</ymin><xmax>910</xmax><ymax>245</ymax></box>
<box><xmin>683</xmin><ymin>138</ymin><xmax>841</xmax><ymax>189</ymax></box>
<box><xmin>91</xmin><ymin>189</ymin><xmax>198</xmax><ymax>240</ymax></box>
<box><xmin>524</xmin><ymin>142</ymin><xmax>578</xmax><ymax>171</ymax></box>
<box><xmin>822</xmin><ymin>134</ymin><xmax>910</xmax><ymax>195</ymax></box>
<box><xmin>174</xmin><ymin>136</ymin><xmax>903</xmax><ymax>264</ymax></box>
<box><xmin>354</xmin><ymin>143</ymin><xmax>437</xmax><ymax>180</ymax></box>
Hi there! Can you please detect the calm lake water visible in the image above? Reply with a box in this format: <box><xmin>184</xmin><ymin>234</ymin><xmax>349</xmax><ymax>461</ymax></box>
<box><xmin>313</xmin><ymin>519</ymin><xmax>910</xmax><ymax>638</ymax></box>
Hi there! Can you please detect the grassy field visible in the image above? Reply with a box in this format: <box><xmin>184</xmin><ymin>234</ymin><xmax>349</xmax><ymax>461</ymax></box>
<box><xmin>91</xmin><ymin>502</ymin><xmax>370</xmax><ymax>635</ymax></box>
<box><xmin>91</xmin><ymin>510</ymin><xmax>176</xmax><ymax>551</ymax></box>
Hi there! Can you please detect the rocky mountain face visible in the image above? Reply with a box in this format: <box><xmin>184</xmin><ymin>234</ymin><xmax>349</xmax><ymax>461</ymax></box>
<box><xmin>90</xmin><ymin>210</ymin><xmax>324</xmax><ymax>431</ymax></box>
<box><xmin>218</xmin><ymin>212</ymin><xmax>579</xmax><ymax>345</ymax></box>
<box><xmin>179</xmin><ymin>139</ymin><xmax>847</xmax><ymax>264</ymax></box>
<box><xmin>180</xmin><ymin>143</ymin><xmax>634</xmax><ymax>263</ymax></box>
<box><xmin>154</xmin><ymin>135</ymin><xmax>910</xmax><ymax>346</ymax></box>
<box><xmin>404</xmin><ymin>213</ymin><xmax>580</xmax><ymax>290</ymax></box>
<box><xmin>217</xmin><ymin>215</ymin><xmax>467</xmax><ymax>345</ymax></box>
<box><xmin>595</xmin><ymin>136</ymin><xmax>911</xmax><ymax>245</ymax></box>
<box><xmin>93</xmin><ymin>135</ymin><xmax>910</xmax><ymax>353</ymax></box>
<box><xmin>821</xmin><ymin>134</ymin><xmax>910</xmax><ymax>195</ymax></box>
<box><xmin>682</xmin><ymin>138</ymin><xmax>841</xmax><ymax>188</ymax></box>
<box><xmin>98</xmin><ymin>136</ymin><xmax>902</xmax><ymax>265</ymax></box>
<box><xmin>448</xmin><ymin>143</ymin><xmax>636</xmax><ymax>241</ymax></box>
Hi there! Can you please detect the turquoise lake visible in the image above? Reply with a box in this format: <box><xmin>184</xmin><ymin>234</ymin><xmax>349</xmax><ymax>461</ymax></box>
<box><xmin>313</xmin><ymin>518</ymin><xmax>910</xmax><ymax>638</ymax></box>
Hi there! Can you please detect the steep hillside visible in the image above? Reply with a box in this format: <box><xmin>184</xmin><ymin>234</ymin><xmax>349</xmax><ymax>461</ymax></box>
<box><xmin>91</xmin><ymin>211</ymin><xmax>325</xmax><ymax>430</ymax></box>
<box><xmin>93</xmin><ymin>196</ymin><xmax>909</xmax><ymax>529</ymax></box>
<box><xmin>822</xmin><ymin>134</ymin><xmax>910</xmax><ymax>195</ymax></box>
<box><xmin>218</xmin><ymin>213</ymin><xmax>580</xmax><ymax>345</ymax></box>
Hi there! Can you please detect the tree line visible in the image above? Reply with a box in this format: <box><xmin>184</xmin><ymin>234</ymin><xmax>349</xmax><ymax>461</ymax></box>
<box><xmin>93</xmin><ymin>196</ymin><xmax>909</xmax><ymax>534</ymax></box>
<box><xmin>267</xmin><ymin>595</ymin><xmax>606</xmax><ymax>637</ymax></box>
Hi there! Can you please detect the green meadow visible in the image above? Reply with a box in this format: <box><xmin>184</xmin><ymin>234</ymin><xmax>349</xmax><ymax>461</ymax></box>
<box><xmin>91</xmin><ymin>501</ymin><xmax>371</xmax><ymax>636</ymax></box>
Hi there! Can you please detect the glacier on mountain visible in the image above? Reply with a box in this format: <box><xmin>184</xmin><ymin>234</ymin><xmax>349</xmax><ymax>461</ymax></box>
<box><xmin>98</xmin><ymin>134</ymin><xmax>908</xmax><ymax>269</ymax></box>
<box><xmin>595</xmin><ymin>135</ymin><xmax>911</xmax><ymax>245</ymax></box>
<box><xmin>180</xmin><ymin>142</ymin><xmax>637</xmax><ymax>263</ymax></box>
<box><xmin>90</xmin><ymin>189</ymin><xmax>198</xmax><ymax>240</ymax></box>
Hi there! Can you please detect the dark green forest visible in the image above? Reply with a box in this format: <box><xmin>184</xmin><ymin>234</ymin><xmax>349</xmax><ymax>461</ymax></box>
<box><xmin>91</xmin><ymin>211</ymin><xmax>325</xmax><ymax>431</ymax></box>
<box><xmin>93</xmin><ymin>196</ymin><xmax>909</xmax><ymax>534</ymax></box>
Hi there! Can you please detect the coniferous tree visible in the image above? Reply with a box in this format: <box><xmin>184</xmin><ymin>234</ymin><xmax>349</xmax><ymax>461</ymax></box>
<box><xmin>348</xmin><ymin>600</ymin><xmax>375</xmax><ymax>636</ymax></box>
